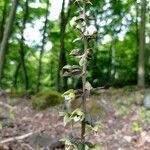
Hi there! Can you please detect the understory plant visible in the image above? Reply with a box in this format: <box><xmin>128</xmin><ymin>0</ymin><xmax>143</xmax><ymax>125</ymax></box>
<box><xmin>61</xmin><ymin>0</ymin><xmax>100</xmax><ymax>149</ymax></box>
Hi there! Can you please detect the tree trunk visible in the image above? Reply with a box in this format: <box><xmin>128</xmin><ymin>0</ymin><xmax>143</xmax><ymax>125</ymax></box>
<box><xmin>57</xmin><ymin>0</ymin><xmax>72</xmax><ymax>91</ymax></box>
<box><xmin>135</xmin><ymin>0</ymin><xmax>139</xmax><ymax>82</ymax></box>
<box><xmin>110</xmin><ymin>38</ymin><xmax>116</xmax><ymax>81</ymax></box>
<box><xmin>0</xmin><ymin>0</ymin><xmax>9</xmax><ymax>43</ymax></box>
<box><xmin>36</xmin><ymin>0</ymin><xmax>49</xmax><ymax>92</ymax></box>
<box><xmin>0</xmin><ymin>0</ymin><xmax>18</xmax><ymax>88</ymax></box>
<box><xmin>137</xmin><ymin>0</ymin><xmax>146</xmax><ymax>87</ymax></box>
<box><xmin>19</xmin><ymin>0</ymin><xmax>29</xmax><ymax>91</ymax></box>
<box><xmin>13</xmin><ymin>62</ymin><xmax>21</xmax><ymax>88</ymax></box>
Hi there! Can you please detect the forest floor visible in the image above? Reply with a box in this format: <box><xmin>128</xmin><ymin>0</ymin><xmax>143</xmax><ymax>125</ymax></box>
<box><xmin>0</xmin><ymin>87</ymin><xmax>150</xmax><ymax>150</ymax></box>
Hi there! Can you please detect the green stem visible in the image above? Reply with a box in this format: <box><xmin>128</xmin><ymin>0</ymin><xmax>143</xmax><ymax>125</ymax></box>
<box><xmin>81</xmin><ymin>0</ymin><xmax>88</xmax><ymax>147</ymax></box>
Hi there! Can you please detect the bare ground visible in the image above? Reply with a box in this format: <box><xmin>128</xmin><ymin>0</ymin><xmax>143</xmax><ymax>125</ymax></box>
<box><xmin>0</xmin><ymin>87</ymin><xmax>150</xmax><ymax>150</ymax></box>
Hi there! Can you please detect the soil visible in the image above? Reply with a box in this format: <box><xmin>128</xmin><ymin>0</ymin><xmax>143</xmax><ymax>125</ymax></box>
<box><xmin>0</xmin><ymin>87</ymin><xmax>150</xmax><ymax>150</ymax></box>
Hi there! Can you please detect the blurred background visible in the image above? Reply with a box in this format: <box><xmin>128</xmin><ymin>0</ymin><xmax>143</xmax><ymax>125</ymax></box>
<box><xmin>0</xmin><ymin>0</ymin><xmax>150</xmax><ymax>93</ymax></box>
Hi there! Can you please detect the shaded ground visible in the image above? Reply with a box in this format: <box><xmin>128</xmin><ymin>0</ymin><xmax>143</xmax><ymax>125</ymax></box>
<box><xmin>0</xmin><ymin>87</ymin><xmax>150</xmax><ymax>150</ymax></box>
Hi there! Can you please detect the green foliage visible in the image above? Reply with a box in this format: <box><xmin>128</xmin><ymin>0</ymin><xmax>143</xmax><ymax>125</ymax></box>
<box><xmin>62</xmin><ymin>89</ymin><xmax>75</xmax><ymax>103</ymax></box>
<box><xmin>140</xmin><ymin>107</ymin><xmax>150</xmax><ymax>123</ymax></box>
<box><xmin>31</xmin><ymin>90</ymin><xmax>63</xmax><ymax>110</ymax></box>
<box><xmin>115</xmin><ymin>105</ymin><xmax>130</xmax><ymax>117</ymax></box>
<box><xmin>61</xmin><ymin>108</ymin><xmax>85</xmax><ymax>126</ymax></box>
<box><xmin>131</xmin><ymin>122</ymin><xmax>142</xmax><ymax>133</ymax></box>
<box><xmin>86</xmin><ymin>124</ymin><xmax>104</xmax><ymax>133</ymax></box>
<box><xmin>114</xmin><ymin>89</ymin><xmax>144</xmax><ymax>117</ymax></box>
<box><xmin>1</xmin><ymin>0</ymin><xmax>150</xmax><ymax>91</ymax></box>
<box><xmin>0</xmin><ymin>106</ymin><xmax>15</xmax><ymax>130</ymax></box>
<box><xmin>61</xmin><ymin>138</ymin><xmax>101</xmax><ymax>150</ymax></box>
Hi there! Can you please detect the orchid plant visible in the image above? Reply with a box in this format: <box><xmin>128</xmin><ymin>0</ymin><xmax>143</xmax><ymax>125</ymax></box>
<box><xmin>61</xmin><ymin>0</ymin><xmax>100</xmax><ymax>149</ymax></box>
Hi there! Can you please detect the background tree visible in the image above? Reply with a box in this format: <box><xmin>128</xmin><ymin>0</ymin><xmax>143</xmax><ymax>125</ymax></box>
<box><xmin>0</xmin><ymin>0</ymin><xmax>18</xmax><ymax>88</ymax></box>
<box><xmin>0</xmin><ymin>0</ymin><xmax>149</xmax><ymax>92</ymax></box>
<box><xmin>18</xmin><ymin>0</ymin><xmax>29</xmax><ymax>91</ymax></box>
<box><xmin>36</xmin><ymin>0</ymin><xmax>50</xmax><ymax>92</ymax></box>
<box><xmin>57</xmin><ymin>0</ymin><xmax>73</xmax><ymax>91</ymax></box>
<box><xmin>138</xmin><ymin>0</ymin><xmax>147</xmax><ymax>87</ymax></box>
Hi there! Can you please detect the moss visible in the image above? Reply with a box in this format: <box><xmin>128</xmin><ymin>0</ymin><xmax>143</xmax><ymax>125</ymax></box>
<box><xmin>31</xmin><ymin>90</ymin><xmax>63</xmax><ymax>110</ymax></box>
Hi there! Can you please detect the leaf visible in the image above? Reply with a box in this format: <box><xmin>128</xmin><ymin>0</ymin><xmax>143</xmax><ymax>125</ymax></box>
<box><xmin>85</xmin><ymin>0</ymin><xmax>93</xmax><ymax>5</ymax></box>
<box><xmin>85</xmin><ymin>112</ymin><xmax>96</xmax><ymax>126</ymax></box>
<box><xmin>70</xmin><ymin>16</ymin><xmax>78</xmax><ymax>27</ymax></box>
<box><xmin>62</xmin><ymin>65</ymin><xmax>72</xmax><ymax>70</ymax></box>
<box><xmin>92</xmin><ymin>124</ymin><xmax>101</xmax><ymax>132</ymax></box>
<box><xmin>73</xmin><ymin>0</ymin><xmax>80</xmax><ymax>4</ymax></box>
<box><xmin>75</xmin><ymin>14</ymin><xmax>85</xmax><ymax>23</ymax></box>
<box><xmin>71</xmin><ymin>69</ymin><xmax>82</xmax><ymax>76</ymax></box>
<box><xmin>62</xmin><ymin>89</ymin><xmax>75</xmax><ymax>102</ymax></box>
<box><xmin>69</xmin><ymin>49</ymin><xmax>81</xmax><ymax>57</ymax></box>
<box><xmin>69</xmin><ymin>136</ymin><xmax>82</xmax><ymax>149</ymax></box>
<box><xmin>62</xmin><ymin>65</ymin><xmax>72</xmax><ymax>77</ymax></box>
<box><xmin>69</xmin><ymin>49</ymin><xmax>82</xmax><ymax>58</ymax></box>
<box><xmin>84</xmin><ymin>141</ymin><xmax>93</xmax><ymax>148</ymax></box>
<box><xmin>71</xmin><ymin>65</ymin><xmax>82</xmax><ymax>76</ymax></box>
<box><xmin>60</xmin><ymin>138</ymin><xmax>72</xmax><ymax>146</ymax></box>
<box><xmin>75</xmin><ymin>24</ymin><xmax>83</xmax><ymax>32</ymax></box>
<box><xmin>79</xmin><ymin>54</ymin><xmax>87</xmax><ymax>66</ymax></box>
<box><xmin>71</xmin><ymin>108</ymin><xmax>85</xmax><ymax>122</ymax></box>
<box><xmin>63</xmin><ymin>113</ymin><xmax>71</xmax><ymax>126</ymax></box>
<box><xmin>73</xmin><ymin>37</ymin><xmax>82</xmax><ymax>43</ymax></box>
<box><xmin>62</xmin><ymin>71</ymin><xmax>71</xmax><ymax>77</ymax></box>
<box><xmin>85</xmin><ymin>81</ymin><xmax>92</xmax><ymax>91</ymax></box>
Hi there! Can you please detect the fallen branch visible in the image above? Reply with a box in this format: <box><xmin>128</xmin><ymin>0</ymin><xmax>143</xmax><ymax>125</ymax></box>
<box><xmin>0</xmin><ymin>130</ymin><xmax>42</xmax><ymax>144</ymax></box>
<box><xmin>0</xmin><ymin>101</ymin><xmax>13</xmax><ymax>110</ymax></box>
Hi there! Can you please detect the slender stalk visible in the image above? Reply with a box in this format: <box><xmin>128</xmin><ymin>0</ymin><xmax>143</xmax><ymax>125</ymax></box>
<box><xmin>81</xmin><ymin>0</ymin><xmax>88</xmax><ymax>146</ymax></box>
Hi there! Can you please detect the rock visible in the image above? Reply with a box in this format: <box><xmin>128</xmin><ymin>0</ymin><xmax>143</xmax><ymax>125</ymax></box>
<box><xmin>28</xmin><ymin>133</ymin><xmax>64</xmax><ymax>149</ymax></box>
<box><xmin>123</xmin><ymin>135</ymin><xmax>132</xmax><ymax>142</ymax></box>
<box><xmin>144</xmin><ymin>91</ymin><xmax>150</xmax><ymax>109</ymax></box>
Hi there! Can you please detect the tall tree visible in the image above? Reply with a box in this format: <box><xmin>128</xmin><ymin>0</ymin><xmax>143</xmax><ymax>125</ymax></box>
<box><xmin>0</xmin><ymin>0</ymin><xmax>9</xmax><ymax>43</ymax></box>
<box><xmin>36</xmin><ymin>0</ymin><xmax>49</xmax><ymax>92</ymax></box>
<box><xmin>137</xmin><ymin>0</ymin><xmax>146</xmax><ymax>87</ymax></box>
<box><xmin>0</xmin><ymin>0</ymin><xmax>18</xmax><ymax>88</ymax></box>
<box><xmin>16</xmin><ymin>0</ymin><xmax>29</xmax><ymax>91</ymax></box>
<box><xmin>57</xmin><ymin>0</ymin><xmax>72</xmax><ymax>91</ymax></box>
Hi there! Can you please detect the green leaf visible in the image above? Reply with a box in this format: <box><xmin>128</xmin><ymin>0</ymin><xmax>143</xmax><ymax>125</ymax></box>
<box><xmin>73</xmin><ymin>37</ymin><xmax>82</xmax><ymax>43</ymax></box>
<box><xmin>85</xmin><ymin>112</ymin><xmax>95</xmax><ymax>126</ymax></box>
<box><xmin>62</xmin><ymin>71</ymin><xmax>71</xmax><ymax>77</ymax></box>
<box><xmin>62</xmin><ymin>65</ymin><xmax>72</xmax><ymax>77</ymax></box>
<box><xmin>62</xmin><ymin>65</ymin><xmax>72</xmax><ymax>70</ymax></box>
<box><xmin>85</xmin><ymin>0</ymin><xmax>93</xmax><ymax>5</ymax></box>
<box><xmin>62</xmin><ymin>89</ymin><xmax>75</xmax><ymax>102</ymax></box>
<box><xmin>79</xmin><ymin>54</ymin><xmax>87</xmax><ymax>66</ymax></box>
<box><xmin>71</xmin><ymin>65</ymin><xmax>82</xmax><ymax>76</ymax></box>
<box><xmin>70</xmin><ymin>16</ymin><xmax>78</xmax><ymax>27</ymax></box>
<box><xmin>70</xmin><ymin>108</ymin><xmax>85</xmax><ymax>122</ymax></box>
<box><xmin>63</xmin><ymin>113</ymin><xmax>71</xmax><ymax>125</ymax></box>
<box><xmin>69</xmin><ymin>49</ymin><xmax>82</xmax><ymax>57</ymax></box>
